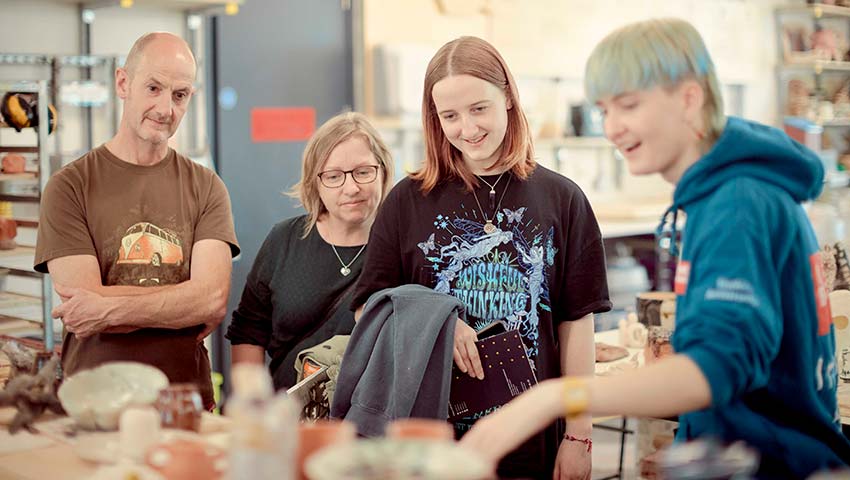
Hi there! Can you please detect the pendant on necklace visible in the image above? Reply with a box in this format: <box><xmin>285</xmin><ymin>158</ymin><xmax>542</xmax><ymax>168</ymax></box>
<box><xmin>488</xmin><ymin>189</ymin><xmax>496</xmax><ymax>210</ymax></box>
<box><xmin>483</xmin><ymin>221</ymin><xmax>496</xmax><ymax>234</ymax></box>
<box><xmin>340</xmin><ymin>266</ymin><xmax>351</xmax><ymax>276</ymax></box>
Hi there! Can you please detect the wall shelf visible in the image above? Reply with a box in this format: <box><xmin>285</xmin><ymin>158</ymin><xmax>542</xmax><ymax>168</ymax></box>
<box><xmin>0</xmin><ymin>146</ymin><xmax>40</xmax><ymax>154</ymax></box>
<box><xmin>0</xmin><ymin>194</ymin><xmax>39</xmax><ymax>203</ymax></box>
<box><xmin>0</xmin><ymin>292</ymin><xmax>44</xmax><ymax>324</ymax></box>
<box><xmin>0</xmin><ymin>290</ymin><xmax>61</xmax><ymax>340</ymax></box>
<box><xmin>779</xmin><ymin>61</ymin><xmax>850</xmax><ymax>74</ymax></box>
<box><xmin>0</xmin><ymin>246</ymin><xmax>42</xmax><ymax>279</ymax></box>
<box><xmin>0</xmin><ymin>55</ymin><xmax>50</xmax><ymax>67</ymax></box>
<box><xmin>0</xmin><ymin>173</ymin><xmax>38</xmax><ymax>182</ymax></box>
<box><xmin>777</xmin><ymin>3</ymin><xmax>850</xmax><ymax>19</ymax></box>
<box><xmin>13</xmin><ymin>218</ymin><xmax>37</xmax><ymax>229</ymax></box>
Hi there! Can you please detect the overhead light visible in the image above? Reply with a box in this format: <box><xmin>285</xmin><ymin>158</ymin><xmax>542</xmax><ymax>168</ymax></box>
<box><xmin>187</xmin><ymin>14</ymin><xmax>202</xmax><ymax>30</ymax></box>
<box><xmin>225</xmin><ymin>2</ymin><xmax>239</xmax><ymax>15</ymax></box>
<box><xmin>81</xmin><ymin>8</ymin><xmax>95</xmax><ymax>24</ymax></box>
<box><xmin>120</xmin><ymin>0</ymin><xmax>133</xmax><ymax>8</ymax></box>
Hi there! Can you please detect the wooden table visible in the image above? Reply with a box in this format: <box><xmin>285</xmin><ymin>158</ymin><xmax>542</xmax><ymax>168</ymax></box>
<box><xmin>594</xmin><ymin>329</ymin><xmax>644</xmax><ymax>376</ymax></box>
<box><xmin>0</xmin><ymin>408</ymin><xmax>230</xmax><ymax>479</ymax></box>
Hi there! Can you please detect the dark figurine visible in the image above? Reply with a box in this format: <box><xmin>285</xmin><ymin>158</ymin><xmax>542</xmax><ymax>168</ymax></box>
<box><xmin>0</xmin><ymin>339</ymin><xmax>36</xmax><ymax>383</ymax></box>
<box><xmin>0</xmin><ymin>355</ymin><xmax>64</xmax><ymax>434</ymax></box>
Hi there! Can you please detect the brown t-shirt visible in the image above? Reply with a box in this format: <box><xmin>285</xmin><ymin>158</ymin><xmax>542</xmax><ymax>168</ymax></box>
<box><xmin>34</xmin><ymin>145</ymin><xmax>240</xmax><ymax>407</ymax></box>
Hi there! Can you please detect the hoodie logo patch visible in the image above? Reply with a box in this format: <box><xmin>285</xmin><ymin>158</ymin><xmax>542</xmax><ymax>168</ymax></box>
<box><xmin>674</xmin><ymin>260</ymin><xmax>691</xmax><ymax>295</ymax></box>
<box><xmin>810</xmin><ymin>252</ymin><xmax>832</xmax><ymax>336</ymax></box>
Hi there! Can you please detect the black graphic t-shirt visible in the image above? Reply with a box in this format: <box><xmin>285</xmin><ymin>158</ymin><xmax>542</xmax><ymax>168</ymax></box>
<box><xmin>226</xmin><ymin>215</ymin><xmax>363</xmax><ymax>390</ymax></box>
<box><xmin>353</xmin><ymin>165</ymin><xmax>611</xmax><ymax>477</ymax></box>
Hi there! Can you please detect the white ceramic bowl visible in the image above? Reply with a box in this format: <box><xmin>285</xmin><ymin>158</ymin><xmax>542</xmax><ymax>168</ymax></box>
<box><xmin>58</xmin><ymin>362</ymin><xmax>169</xmax><ymax>431</ymax></box>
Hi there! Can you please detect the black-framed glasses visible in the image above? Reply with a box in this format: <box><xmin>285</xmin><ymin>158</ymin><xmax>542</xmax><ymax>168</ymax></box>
<box><xmin>317</xmin><ymin>165</ymin><xmax>381</xmax><ymax>188</ymax></box>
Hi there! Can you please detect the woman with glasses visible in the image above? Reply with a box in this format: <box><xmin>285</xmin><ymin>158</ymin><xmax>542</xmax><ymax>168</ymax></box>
<box><xmin>350</xmin><ymin>37</ymin><xmax>611</xmax><ymax>479</ymax></box>
<box><xmin>227</xmin><ymin>112</ymin><xmax>394</xmax><ymax>390</ymax></box>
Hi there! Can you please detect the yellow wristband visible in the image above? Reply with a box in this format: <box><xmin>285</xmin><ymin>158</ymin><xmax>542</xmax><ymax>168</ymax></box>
<box><xmin>562</xmin><ymin>377</ymin><xmax>589</xmax><ymax>418</ymax></box>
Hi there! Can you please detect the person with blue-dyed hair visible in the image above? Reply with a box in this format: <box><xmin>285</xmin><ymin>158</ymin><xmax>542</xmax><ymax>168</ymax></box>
<box><xmin>461</xmin><ymin>18</ymin><xmax>850</xmax><ymax>478</ymax></box>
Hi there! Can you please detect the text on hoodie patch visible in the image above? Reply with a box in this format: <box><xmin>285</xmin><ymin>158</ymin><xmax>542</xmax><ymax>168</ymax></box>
<box><xmin>810</xmin><ymin>252</ymin><xmax>832</xmax><ymax>336</ymax></box>
<box><xmin>674</xmin><ymin>260</ymin><xmax>691</xmax><ymax>295</ymax></box>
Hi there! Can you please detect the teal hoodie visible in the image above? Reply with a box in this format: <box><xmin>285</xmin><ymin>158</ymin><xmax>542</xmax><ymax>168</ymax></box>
<box><xmin>663</xmin><ymin>117</ymin><xmax>850</xmax><ymax>478</ymax></box>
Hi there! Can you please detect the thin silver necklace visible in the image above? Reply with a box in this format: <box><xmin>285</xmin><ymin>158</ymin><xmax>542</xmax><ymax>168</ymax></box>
<box><xmin>330</xmin><ymin>243</ymin><xmax>366</xmax><ymax>276</ymax></box>
<box><xmin>475</xmin><ymin>172</ymin><xmax>506</xmax><ymax>209</ymax></box>
<box><xmin>471</xmin><ymin>174</ymin><xmax>511</xmax><ymax>234</ymax></box>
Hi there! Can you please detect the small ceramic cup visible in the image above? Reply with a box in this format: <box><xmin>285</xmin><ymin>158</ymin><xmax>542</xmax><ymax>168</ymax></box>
<box><xmin>385</xmin><ymin>418</ymin><xmax>454</xmax><ymax>441</ymax></box>
<box><xmin>119</xmin><ymin>406</ymin><xmax>161</xmax><ymax>462</ymax></box>
<box><xmin>297</xmin><ymin>420</ymin><xmax>356</xmax><ymax>480</ymax></box>
<box><xmin>644</xmin><ymin>326</ymin><xmax>674</xmax><ymax>364</ymax></box>
<box><xmin>156</xmin><ymin>383</ymin><xmax>203</xmax><ymax>432</ymax></box>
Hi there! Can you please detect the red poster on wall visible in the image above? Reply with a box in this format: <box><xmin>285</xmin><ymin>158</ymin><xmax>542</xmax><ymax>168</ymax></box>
<box><xmin>251</xmin><ymin>107</ymin><xmax>316</xmax><ymax>143</ymax></box>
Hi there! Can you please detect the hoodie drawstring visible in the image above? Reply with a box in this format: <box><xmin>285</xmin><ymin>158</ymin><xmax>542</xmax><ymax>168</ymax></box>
<box><xmin>656</xmin><ymin>205</ymin><xmax>680</xmax><ymax>258</ymax></box>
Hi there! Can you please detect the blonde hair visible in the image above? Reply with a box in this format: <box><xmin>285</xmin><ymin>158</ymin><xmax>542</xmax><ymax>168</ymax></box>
<box><xmin>412</xmin><ymin>36</ymin><xmax>535</xmax><ymax>194</ymax></box>
<box><xmin>288</xmin><ymin>112</ymin><xmax>394</xmax><ymax>237</ymax></box>
<box><xmin>584</xmin><ymin>18</ymin><xmax>725</xmax><ymax>142</ymax></box>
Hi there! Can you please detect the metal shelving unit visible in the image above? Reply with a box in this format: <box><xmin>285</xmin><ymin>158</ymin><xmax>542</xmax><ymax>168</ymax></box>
<box><xmin>0</xmin><ymin>80</ymin><xmax>56</xmax><ymax>350</ymax></box>
<box><xmin>1</xmin><ymin>53</ymin><xmax>123</xmax><ymax>175</ymax></box>
<box><xmin>775</xmin><ymin>3</ymin><xmax>850</xmax><ymax>190</ymax></box>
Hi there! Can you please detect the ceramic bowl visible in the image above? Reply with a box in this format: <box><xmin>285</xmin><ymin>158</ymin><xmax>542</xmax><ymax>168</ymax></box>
<box><xmin>73</xmin><ymin>429</ymin><xmax>205</xmax><ymax>465</ymax></box>
<box><xmin>305</xmin><ymin>438</ymin><xmax>491</xmax><ymax>480</ymax></box>
<box><xmin>58</xmin><ymin>362</ymin><xmax>169</xmax><ymax>430</ymax></box>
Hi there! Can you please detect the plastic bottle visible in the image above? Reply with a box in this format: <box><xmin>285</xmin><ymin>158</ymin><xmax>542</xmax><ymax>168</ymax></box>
<box><xmin>227</xmin><ymin>363</ymin><xmax>298</xmax><ymax>480</ymax></box>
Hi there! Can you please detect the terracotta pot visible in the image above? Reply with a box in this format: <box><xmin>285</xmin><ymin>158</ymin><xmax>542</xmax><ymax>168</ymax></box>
<box><xmin>297</xmin><ymin>420</ymin><xmax>355</xmax><ymax>480</ymax></box>
<box><xmin>385</xmin><ymin>418</ymin><xmax>454</xmax><ymax>441</ymax></box>
<box><xmin>1</xmin><ymin>154</ymin><xmax>26</xmax><ymax>174</ymax></box>
<box><xmin>145</xmin><ymin>438</ymin><xmax>225</xmax><ymax>480</ymax></box>
<box><xmin>0</xmin><ymin>218</ymin><xmax>17</xmax><ymax>250</ymax></box>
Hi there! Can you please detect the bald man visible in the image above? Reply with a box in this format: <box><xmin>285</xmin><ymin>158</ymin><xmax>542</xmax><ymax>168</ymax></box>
<box><xmin>34</xmin><ymin>32</ymin><xmax>240</xmax><ymax>408</ymax></box>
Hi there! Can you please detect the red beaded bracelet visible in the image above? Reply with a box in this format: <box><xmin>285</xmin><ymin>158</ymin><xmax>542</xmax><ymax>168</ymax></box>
<box><xmin>563</xmin><ymin>434</ymin><xmax>593</xmax><ymax>453</ymax></box>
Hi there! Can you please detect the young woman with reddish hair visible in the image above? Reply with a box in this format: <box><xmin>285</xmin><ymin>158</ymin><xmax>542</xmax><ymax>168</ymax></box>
<box><xmin>352</xmin><ymin>36</ymin><xmax>611</xmax><ymax>479</ymax></box>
